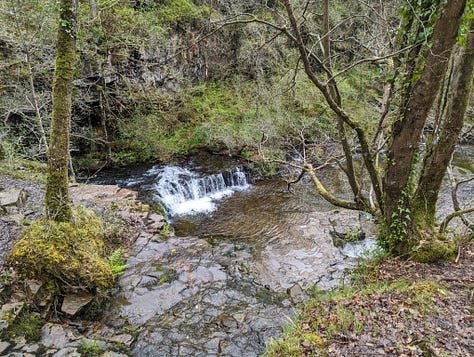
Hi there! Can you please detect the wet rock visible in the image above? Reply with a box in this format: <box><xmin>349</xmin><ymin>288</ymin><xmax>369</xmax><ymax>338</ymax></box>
<box><xmin>119</xmin><ymin>281</ymin><xmax>186</xmax><ymax>325</ymax></box>
<box><xmin>61</xmin><ymin>292</ymin><xmax>94</xmax><ymax>316</ymax></box>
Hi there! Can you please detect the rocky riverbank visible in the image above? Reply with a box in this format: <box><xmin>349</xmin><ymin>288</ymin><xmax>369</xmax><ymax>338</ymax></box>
<box><xmin>0</xmin><ymin>170</ymin><xmax>374</xmax><ymax>356</ymax></box>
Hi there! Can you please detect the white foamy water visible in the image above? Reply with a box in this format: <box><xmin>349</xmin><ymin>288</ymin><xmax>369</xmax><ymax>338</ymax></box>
<box><xmin>147</xmin><ymin>166</ymin><xmax>249</xmax><ymax>216</ymax></box>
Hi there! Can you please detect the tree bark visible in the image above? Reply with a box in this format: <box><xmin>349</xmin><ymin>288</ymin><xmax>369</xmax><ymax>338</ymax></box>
<box><xmin>413</xmin><ymin>18</ymin><xmax>474</xmax><ymax>227</ymax></box>
<box><xmin>383</xmin><ymin>0</ymin><xmax>466</xmax><ymax>250</ymax></box>
<box><xmin>44</xmin><ymin>0</ymin><xmax>77</xmax><ymax>222</ymax></box>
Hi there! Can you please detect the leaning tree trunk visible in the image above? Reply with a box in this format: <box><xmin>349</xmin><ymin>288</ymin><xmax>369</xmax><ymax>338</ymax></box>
<box><xmin>413</xmin><ymin>18</ymin><xmax>474</xmax><ymax>228</ymax></box>
<box><xmin>383</xmin><ymin>0</ymin><xmax>466</xmax><ymax>254</ymax></box>
<box><xmin>44</xmin><ymin>0</ymin><xmax>77</xmax><ymax>222</ymax></box>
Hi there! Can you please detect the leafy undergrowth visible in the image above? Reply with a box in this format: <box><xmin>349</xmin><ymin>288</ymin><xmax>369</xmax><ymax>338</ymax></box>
<box><xmin>266</xmin><ymin>243</ymin><xmax>474</xmax><ymax>356</ymax></box>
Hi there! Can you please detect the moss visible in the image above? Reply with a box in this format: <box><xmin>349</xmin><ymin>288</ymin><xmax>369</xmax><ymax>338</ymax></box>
<box><xmin>45</xmin><ymin>0</ymin><xmax>76</xmax><ymax>222</ymax></box>
<box><xmin>410</xmin><ymin>238</ymin><xmax>457</xmax><ymax>263</ymax></box>
<box><xmin>156</xmin><ymin>0</ymin><xmax>208</xmax><ymax>26</ymax></box>
<box><xmin>6</xmin><ymin>206</ymin><xmax>114</xmax><ymax>291</ymax></box>
<box><xmin>2</xmin><ymin>310</ymin><xmax>45</xmax><ymax>343</ymax></box>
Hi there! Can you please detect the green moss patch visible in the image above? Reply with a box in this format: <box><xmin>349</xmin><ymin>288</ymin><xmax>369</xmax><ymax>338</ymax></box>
<box><xmin>7</xmin><ymin>206</ymin><xmax>114</xmax><ymax>291</ymax></box>
<box><xmin>1</xmin><ymin>309</ymin><xmax>44</xmax><ymax>343</ymax></box>
<box><xmin>410</xmin><ymin>238</ymin><xmax>457</xmax><ymax>263</ymax></box>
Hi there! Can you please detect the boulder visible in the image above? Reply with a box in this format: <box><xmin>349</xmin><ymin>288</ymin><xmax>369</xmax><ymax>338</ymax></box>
<box><xmin>0</xmin><ymin>189</ymin><xmax>27</xmax><ymax>213</ymax></box>
<box><xmin>61</xmin><ymin>292</ymin><xmax>94</xmax><ymax>316</ymax></box>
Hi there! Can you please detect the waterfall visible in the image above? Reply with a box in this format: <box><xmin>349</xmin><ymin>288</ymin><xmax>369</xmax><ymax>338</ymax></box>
<box><xmin>147</xmin><ymin>166</ymin><xmax>249</xmax><ymax>216</ymax></box>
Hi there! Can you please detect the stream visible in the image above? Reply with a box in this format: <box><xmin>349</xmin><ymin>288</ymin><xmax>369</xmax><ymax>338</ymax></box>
<box><xmin>89</xmin><ymin>147</ymin><xmax>473</xmax><ymax>356</ymax></box>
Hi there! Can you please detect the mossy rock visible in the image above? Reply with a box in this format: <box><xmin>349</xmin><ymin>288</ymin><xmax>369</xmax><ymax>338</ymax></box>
<box><xmin>7</xmin><ymin>206</ymin><xmax>114</xmax><ymax>291</ymax></box>
<box><xmin>410</xmin><ymin>238</ymin><xmax>457</xmax><ymax>263</ymax></box>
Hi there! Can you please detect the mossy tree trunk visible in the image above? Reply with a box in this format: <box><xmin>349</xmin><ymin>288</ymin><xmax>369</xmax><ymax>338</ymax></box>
<box><xmin>383</xmin><ymin>0</ymin><xmax>466</xmax><ymax>255</ymax></box>
<box><xmin>44</xmin><ymin>0</ymin><xmax>77</xmax><ymax>222</ymax></box>
<box><xmin>413</xmin><ymin>18</ymin><xmax>474</xmax><ymax>228</ymax></box>
<box><xmin>284</xmin><ymin>0</ymin><xmax>468</xmax><ymax>257</ymax></box>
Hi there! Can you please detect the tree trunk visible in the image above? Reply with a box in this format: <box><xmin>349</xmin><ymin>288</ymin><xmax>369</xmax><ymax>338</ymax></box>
<box><xmin>413</xmin><ymin>18</ymin><xmax>474</xmax><ymax>227</ymax></box>
<box><xmin>383</xmin><ymin>0</ymin><xmax>466</xmax><ymax>253</ymax></box>
<box><xmin>44</xmin><ymin>0</ymin><xmax>77</xmax><ymax>222</ymax></box>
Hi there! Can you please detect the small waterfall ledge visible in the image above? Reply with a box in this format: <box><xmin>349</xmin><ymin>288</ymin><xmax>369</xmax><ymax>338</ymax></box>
<box><xmin>145</xmin><ymin>166</ymin><xmax>250</xmax><ymax>216</ymax></box>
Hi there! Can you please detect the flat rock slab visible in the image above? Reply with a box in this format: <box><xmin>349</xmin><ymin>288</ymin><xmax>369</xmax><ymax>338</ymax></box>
<box><xmin>0</xmin><ymin>189</ymin><xmax>27</xmax><ymax>209</ymax></box>
<box><xmin>61</xmin><ymin>292</ymin><xmax>94</xmax><ymax>316</ymax></box>
<box><xmin>69</xmin><ymin>184</ymin><xmax>137</xmax><ymax>205</ymax></box>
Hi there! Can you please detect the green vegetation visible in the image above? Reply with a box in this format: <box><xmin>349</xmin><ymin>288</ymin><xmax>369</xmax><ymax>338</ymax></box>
<box><xmin>410</xmin><ymin>236</ymin><xmax>457</xmax><ymax>263</ymax></box>
<box><xmin>78</xmin><ymin>338</ymin><xmax>105</xmax><ymax>357</ymax></box>
<box><xmin>112</xmin><ymin>73</ymin><xmax>356</xmax><ymax>165</ymax></box>
<box><xmin>1</xmin><ymin>310</ymin><xmax>44</xmax><ymax>343</ymax></box>
<box><xmin>155</xmin><ymin>0</ymin><xmax>208</xmax><ymax>26</ymax></box>
<box><xmin>108</xmin><ymin>248</ymin><xmax>127</xmax><ymax>277</ymax></box>
<box><xmin>7</xmin><ymin>206</ymin><xmax>114</xmax><ymax>291</ymax></box>
<box><xmin>0</xmin><ymin>158</ymin><xmax>47</xmax><ymax>182</ymax></box>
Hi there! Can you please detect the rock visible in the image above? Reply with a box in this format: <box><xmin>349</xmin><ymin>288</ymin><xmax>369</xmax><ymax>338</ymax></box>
<box><xmin>40</xmin><ymin>323</ymin><xmax>75</xmax><ymax>349</ymax></box>
<box><xmin>6</xmin><ymin>213</ymin><xmax>25</xmax><ymax>224</ymax></box>
<box><xmin>0</xmin><ymin>302</ymin><xmax>25</xmax><ymax>331</ymax></box>
<box><xmin>11</xmin><ymin>289</ymin><xmax>28</xmax><ymax>301</ymax></box>
<box><xmin>61</xmin><ymin>292</ymin><xmax>94</xmax><ymax>316</ymax></box>
<box><xmin>27</xmin><ymin>279</ymin><xmax>43</xmax><ymax>297</ymax></box>
<box><xmin>146</xmin><ymin>214</ymin><xmax>166</xmax><ymax>231</ymax></box>
<box><xmin>69</xmin><ymin>185</ymin><xmax>137</xmax><ymax>205</ymax></box>
<box><xmin>101</xmin><ymin>351</ymin><xmax>130</xmax><ymax>357</ymax></box>
<box><xmin>287</xmin><ymin>284</ymin><xmax>305</xmax><ymax>304</ymax></box>
<box><xmin>21</xmin><ymin>343</ymin><xmax>40</xmax><ymax>353</ymax></box>
<box><xmin>0</xmin><ymin>189</ymin><xmax>27</xmax><ymax>212</ymax></box>
<box><xmin>13</xmin><ymin>336</ymin><xmax>26</xmax><ymax>350</ymax></box>
<box><xmin>0</xmin><ymin>341</ymin><xmax>10</xmax><ymax>354</ymax></box>
<box><xmin>108</xmin><ymin>333</ymin><xmax>134</xmax><ymax>347</ymax></box>
<box><xmin>52</xmin><ymin>347</ymin><xmax>81</xmax><ymax>357</ymax></box>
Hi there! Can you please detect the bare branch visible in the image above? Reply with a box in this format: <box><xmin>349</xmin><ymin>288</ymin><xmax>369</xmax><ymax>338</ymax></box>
<box><xmin>439</xmin><ymin>208</ymin><xmax>474</xmax><ymax>234</ymax></box>
<box><xmin>326</xmin><ymin>44</ymin><xmax>416</xmax><ymax>84</ymax></box>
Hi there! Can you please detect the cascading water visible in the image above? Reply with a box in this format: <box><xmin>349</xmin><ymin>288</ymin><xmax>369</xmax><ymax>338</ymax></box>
<box><xmin>143</xmin><ymin>165</ymin><xmax>249</xmax><ymax>216</ymax></box>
